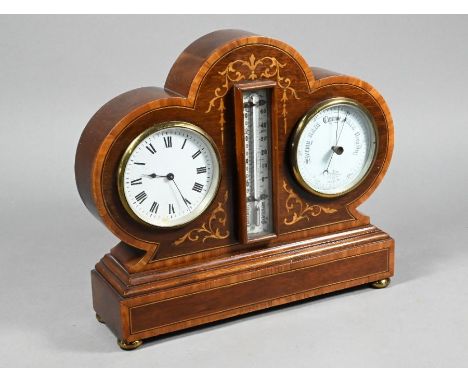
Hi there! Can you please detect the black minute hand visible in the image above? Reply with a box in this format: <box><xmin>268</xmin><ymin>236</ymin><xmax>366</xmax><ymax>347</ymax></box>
<box><xmin>169</xmin><ymin>174</ymin><xmax>190</xmax><ymax>209</ymax></box>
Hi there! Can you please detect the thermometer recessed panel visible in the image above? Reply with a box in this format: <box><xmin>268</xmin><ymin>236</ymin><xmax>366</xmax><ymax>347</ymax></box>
<box><xmin>242</xmin><ymin>88</ymin><xmax>274</xmax><ymax>240</ymax></box>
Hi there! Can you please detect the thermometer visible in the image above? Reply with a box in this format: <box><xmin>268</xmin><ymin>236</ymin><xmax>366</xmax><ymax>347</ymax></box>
<box><xmin>242</xmin><ymin>89</ymin><xmax>273</xmax><ymax>240</ymax></box>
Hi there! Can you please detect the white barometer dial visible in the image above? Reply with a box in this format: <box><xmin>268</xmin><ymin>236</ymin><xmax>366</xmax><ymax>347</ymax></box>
<box><xmin>118</xmin><ymin>122</ymin><xmax>220</xmax><ymax>227</ymax></box>
<box><xmin>292</xmin><ymin>98</ymin><xmax>377</xmax><ymax>197</ymax></box>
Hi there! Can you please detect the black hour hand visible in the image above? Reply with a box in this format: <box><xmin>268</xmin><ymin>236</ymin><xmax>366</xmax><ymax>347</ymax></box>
<box><xmin>143</xmin><ymin>173</ymin><xmax>166</xmax><ymax>179</ymax></box>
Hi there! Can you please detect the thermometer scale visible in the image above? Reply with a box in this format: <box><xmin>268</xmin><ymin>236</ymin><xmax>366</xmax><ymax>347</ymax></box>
<box><xmin>242</xmin><ymin>88</ymin><xmax>274</xmax><ymax>240</ymax></box>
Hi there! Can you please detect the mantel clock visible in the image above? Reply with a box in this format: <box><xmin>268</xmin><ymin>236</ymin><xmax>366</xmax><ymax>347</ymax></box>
<box><xmin>75</xmin><ymin>30</ymin><xmax>394</xmax><ymax>350</ymax></box>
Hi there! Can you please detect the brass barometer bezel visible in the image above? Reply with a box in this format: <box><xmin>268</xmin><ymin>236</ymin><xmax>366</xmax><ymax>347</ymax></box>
<box><xmin>117</xmin><ymin>121</ymin><xmax>221</xmax><ymax>228</ymax></box>
<box><xmin>290</xmin><ymin>97</ymin><xmax>378</xmax><ymax>198</ymax></box>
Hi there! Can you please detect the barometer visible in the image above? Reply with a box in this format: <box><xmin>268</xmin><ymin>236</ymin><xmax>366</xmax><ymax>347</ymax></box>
<box><xmin>75</xmin><ymin>29</ymin><xmax>394</xmax><ymax>350</ymax></box>
<box><xmin>291</xmin><ymin>98</ymin><xmax>377</xmax><ymax>197</ymax></box>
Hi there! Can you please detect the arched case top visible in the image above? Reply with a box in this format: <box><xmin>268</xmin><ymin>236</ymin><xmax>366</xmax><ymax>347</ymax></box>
<box><xmin>75</xmin><ymin>29</ymin><xmax>394</xmax><ymax>272</ymax></box>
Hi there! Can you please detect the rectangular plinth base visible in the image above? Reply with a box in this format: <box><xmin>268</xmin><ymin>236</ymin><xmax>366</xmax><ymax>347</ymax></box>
<box><xmin>92</xmin><ymin>225</ymin><xmax>394</xmax><ymax>344</ymax></box>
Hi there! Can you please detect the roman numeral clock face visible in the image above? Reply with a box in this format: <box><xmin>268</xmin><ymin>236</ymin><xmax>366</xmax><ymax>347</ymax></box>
<box><xmin>118</xmin><ymin>122</ymin><xmax>220</xmax><ymax>228</ymax></box>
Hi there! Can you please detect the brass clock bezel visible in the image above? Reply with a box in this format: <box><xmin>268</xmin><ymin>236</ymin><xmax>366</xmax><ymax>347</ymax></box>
<box><xmin>117</xmin><ymin>121</ymin><xmax>222</xmax><ymax>229</ymax></box>
<box><xmin>290</xmin><ymin>97</ymin><xmax>378</xmax><ymax>198</ymax></box>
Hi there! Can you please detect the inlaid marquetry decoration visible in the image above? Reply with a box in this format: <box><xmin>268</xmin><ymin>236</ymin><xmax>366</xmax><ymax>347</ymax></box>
<box><xmin>75</xmin><ymin>30</ymin><xmax>394</xmax><ymax>350</ymax></box>
<box><xmin>174</xmin><ymin>191</ymin><xmax>229</xmax><ymax>246</ymax></box>
<box><xmin>283</xmin><ymin>180</ymin><xmax>337</xmax><ymax>226</ymax></box>
<box><xmin>206</xmin><ymin>54</ymin><xmax>299</xmax><ymax>143</ymax></box>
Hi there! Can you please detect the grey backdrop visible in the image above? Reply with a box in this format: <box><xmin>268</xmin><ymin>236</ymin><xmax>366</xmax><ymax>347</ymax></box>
<box><xmin>1</xmin><ymin>15</ymin><xmax>467</xmax><ymax>367</ymax></box>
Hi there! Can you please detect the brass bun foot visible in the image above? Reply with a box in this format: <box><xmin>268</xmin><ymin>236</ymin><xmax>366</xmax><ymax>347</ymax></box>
<box><xmin>370</xmin><ymin>278</ymin><xmax>391</xmax><ymax>289</ymax></box>
<box><xmin>118</xmin><ymin>339</ymin><xmax>143</xmax><ymax>351</ymax></box>
<box><xmin>96</xmin><ymin>313</ymin><xmax>105</xmax><ymax>324</ymax></box>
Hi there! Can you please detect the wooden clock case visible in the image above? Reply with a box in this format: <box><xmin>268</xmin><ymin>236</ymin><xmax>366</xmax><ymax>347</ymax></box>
<box><xmin>75</xmin><ymin>29</ymin><xmax>394</xmax><ymax>349</ymax></box>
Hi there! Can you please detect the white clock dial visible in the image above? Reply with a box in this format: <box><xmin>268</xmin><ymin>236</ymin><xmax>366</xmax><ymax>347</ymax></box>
<box><xmin>292</xmin><ymin>98</ymin><xmax>377</xmax><ymax>197</ymax></box>
<box><xmin>118</xmin><ymin>122</ymin><xmax>220</xmax><ymax>227</ymax></box>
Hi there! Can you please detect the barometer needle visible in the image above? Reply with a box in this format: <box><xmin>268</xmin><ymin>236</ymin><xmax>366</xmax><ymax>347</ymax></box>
<box><xmin>336</xmin><ymin>106</ymin><xmax>340</xmax><ymax>143</ymax></box>
<box><xmin>336</xmin><ymin>112</ymin><xmax>348</xmax><ymax>143</ymax></box>
<box><xmin>324</xmin><ymin>110</ymin><xmax>348</xmax><ymax>174</ymax></box>
<box><xmin>323</xmin><ymin>152</ymin><xmax>334</xmax><ymax>174</ymax></box>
